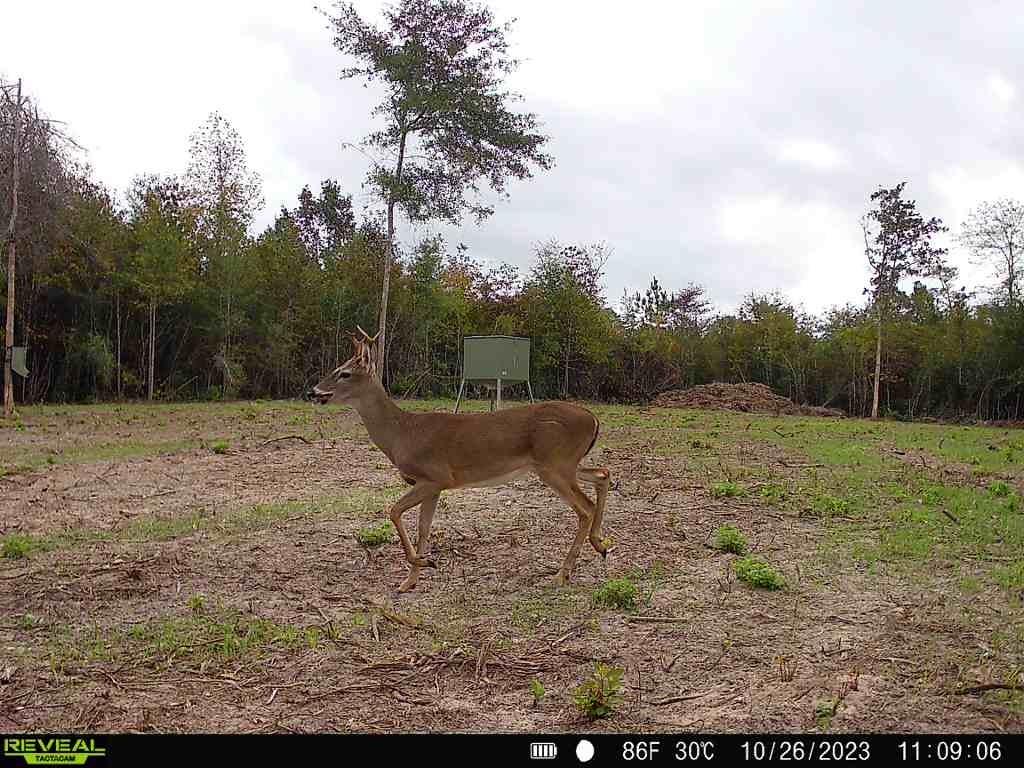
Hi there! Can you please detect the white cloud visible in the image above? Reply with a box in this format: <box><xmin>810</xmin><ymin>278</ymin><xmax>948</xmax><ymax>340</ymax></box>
<box><xmin>777</xmin><ymin>140</ymin><xmax>847</xmax><ymax>172</ymax></box>
<box><xmin>716</xmin><ymin>196</ymin><xmax>865</xmax><ymax>310</ymax></box>
<box><xmin>987</xmin><ymin>72</ymin><xmax>1016</xmax><ymax>110</ymax></box>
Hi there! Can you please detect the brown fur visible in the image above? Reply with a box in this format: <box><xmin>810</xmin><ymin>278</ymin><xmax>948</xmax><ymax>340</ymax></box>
<box><xmin>312</xmin><ymin>330</ymin><xmax>611</xmax><ymax>592</ymax></box>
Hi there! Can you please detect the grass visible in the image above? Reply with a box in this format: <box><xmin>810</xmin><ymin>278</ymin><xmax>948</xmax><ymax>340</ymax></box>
<box><xmin>759</xmin><ymin>482</ymin><xmax>789</xmax><ymax>505</ymax></box>
<box><xmin>510</xmin><ymin>591</ymin><xmax>588</xmax><ymax>630</ymax></box>
<box><xmin>714</xmin><ymin>525</ymin><xmax>748</xmax><ymax>555</ymax></box>
<box><xmin>210</xmin><ymin>439</ymin><xmax>230</xmax><ymax>454</ymax></box>
<box><xmin>356</xmin><ymin>521</ymin><xmax>395</xmax><ymax>547</ymax></box>
<box><xmin>530</xmin><ymin>679</ymin><xmax>546</xmax><ymax>705</ymax></box>
<box><xmin>710</xmin><ymin>481</ymin><xmax>746</xmax><ymax>499</ymax></box>
<box><xmin>734</xmin><ymin>556</ymin><xmax>786</xmax><ymax>590</ymax></box>
<box><xmin>6</xmin><ymin>399</ymin><xmax>1024</xmax><ymax>728</ymax></box>
<box><xmin>592</xmin><ymin>578</ymin><xmax>639</xmax><ymax>611</ymax></box>
<box><xmin>124</xmin><ymin>610</ymin><xmax>320</xmax><ymax>665</ymax></box>
<box><xmin>2</xmin><ymin>534</ymin><xmax>35</xmax><ymax>559</ymax></box>
<box><xmin>811</xmin><ymin>492</ymin><xmax>850</xmax><ymax>517</ymax></box>
<box><xmin>0</xmin><ymin>488</ymin><xmax>398</xmax><ymax>559</ymax></box>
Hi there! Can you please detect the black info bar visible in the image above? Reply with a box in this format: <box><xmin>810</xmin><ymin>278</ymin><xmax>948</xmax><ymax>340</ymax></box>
<box><xmin>1</xmin><ymin>733</ymin><xmax>1019</xmax><ymax>766</ymax></box>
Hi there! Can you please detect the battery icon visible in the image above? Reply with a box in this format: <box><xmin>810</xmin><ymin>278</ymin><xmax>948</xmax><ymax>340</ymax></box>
<box><xmin>530</xmin><ymin>742</ymin><xmax>558</xmax><ymax>759</ymax></box>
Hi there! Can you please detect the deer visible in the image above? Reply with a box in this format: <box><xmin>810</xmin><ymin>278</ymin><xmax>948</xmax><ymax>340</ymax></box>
<box><xmin>309</xmin><ymin>327</ymin><xmax>611</xmax><ymax>593</ymax></box>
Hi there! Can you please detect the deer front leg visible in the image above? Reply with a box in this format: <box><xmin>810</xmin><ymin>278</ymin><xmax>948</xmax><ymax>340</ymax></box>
<box><xmin>578</xmin><ymin>467</ymin><xmax>611</xmax><ymax>557</ymax></box>
<box><xmin>399</xmin><ymin>492</ymin><xmax>439</xmax><ymax>593</ymax></box>
<box><xmin>538</xmin><ymin>469</ymin><xmax>596</xmax><ymax>586</ymax></box>
<box><xmin>388</xmin><ymin>482</ymin><xmax>441</xmax><ymax>572</ymax></box>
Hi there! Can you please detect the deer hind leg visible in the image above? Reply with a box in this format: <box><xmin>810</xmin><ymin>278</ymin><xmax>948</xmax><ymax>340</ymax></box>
<box><xmin>388</xmin><ymin>483</ymin><xmax>442</xmax><ymax>573</ymax></box>
<box><xmin>577</xmin><ymin>467</ymin><xmax>611</xmax><ymax>556</ymax></box>
<box><xmin>538</xmin><ymin>468</ymin><xmax>597</xmax><ymax>586</ymax></box>
<box><xmin>399</xmin><ymin>492</ymin><xmax>439</xmax><ymax>593</ymax></box>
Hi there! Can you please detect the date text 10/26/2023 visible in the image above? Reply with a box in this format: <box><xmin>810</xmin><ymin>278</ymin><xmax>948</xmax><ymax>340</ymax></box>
<box><xmin>612</xmin><ymin>737</ymin><xmax>1007</xmax><ymax>763</ymax></box>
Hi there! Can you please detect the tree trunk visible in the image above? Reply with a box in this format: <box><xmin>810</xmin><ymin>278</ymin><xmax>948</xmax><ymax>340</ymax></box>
<box><xmin>224</xmin><ymin>288</ymin><xmax>231</xmax><ymax>397</ymax></box>
<box><xmin>4</xmin><ymin>79</ymin><xmax>22</xmax><ymax>417</ymax></box>
<box><xmin>377</xmin><ymin>129</ymin><xmax>408</xmax><ymax>382</ymax></box>
<box><xmin>563</xmin><ymin>321</ymin><xmax>572</xmax><ymax>399</ymax></box>
<box><xmin>115</xmin><ymin>288</ymin><xmax>122</xmax><ymax>399</ymax></box>
<box><xmin>871</xmin><ymin>312</ymin><xmax>882</xmax><ymax>420</ymax></box>
<box><xmin>1008</xmin><ymin>241</ymin><xmax>1015</xmax><ymax>308</ymax></box>
<box><xmin>148</xmin><ymin>298</ymin><xmax>156</xmax><ymax>401</ymax></box>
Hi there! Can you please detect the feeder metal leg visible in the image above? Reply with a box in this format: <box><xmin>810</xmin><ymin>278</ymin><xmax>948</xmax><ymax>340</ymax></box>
<box><xmin>454</xmin><ymin>379</ymin><xmax>466</xmax><ymax>413</ymax></box>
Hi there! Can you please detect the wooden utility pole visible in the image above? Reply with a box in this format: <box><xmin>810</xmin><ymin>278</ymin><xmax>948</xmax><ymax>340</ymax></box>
<box><xmin>4</xmin><ymin>79</ymin><xmax>22</xmax><ymax>417</ymax></box>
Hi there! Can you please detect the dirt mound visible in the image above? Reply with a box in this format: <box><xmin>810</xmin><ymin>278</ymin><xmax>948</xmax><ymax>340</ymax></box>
<box><xmin>653</xmin><ymin>382</ymin><xmax>844</xmax><ymax>417</ymax></box>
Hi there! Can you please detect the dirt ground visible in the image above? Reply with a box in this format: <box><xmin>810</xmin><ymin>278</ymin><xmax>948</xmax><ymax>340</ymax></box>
<box><xmin>1</xmin><ymin>400</ymin><xmax>1021</xmax><ymax>733</ymax></box>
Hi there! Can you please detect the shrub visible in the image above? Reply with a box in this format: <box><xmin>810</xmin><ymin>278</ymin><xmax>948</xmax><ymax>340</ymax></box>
<box><xmin>592</xmin><ymin>578</ymin><xmax>638</xmax><ymax>611</ymax></box>
<box><xmin>530</xmin><ymin>679</ymin><xmax>546</xmax><ymax>705</ymax></box>
<box><xmin>812</xmin><ymin>493</ymin><xmax>849</xmax><ymax>517</ymax></box>
<box><xmin>573</xmin><ymin>663</ymin><xmax>624</xmax><ymax>719</ymax></box>
<box><xmin>356</xmin><ymin>522</ymin><xmax>395</xmax><ymax>547</ymax></box>
<box><xmin>714</xmin><ymin>525</ymin><xmax>748</xmax><ymax>555</ymax></box>
<box><xmin>734</xmin><ymin>556</ymin><xmax>785</xmax><ymax>590</ymax></box>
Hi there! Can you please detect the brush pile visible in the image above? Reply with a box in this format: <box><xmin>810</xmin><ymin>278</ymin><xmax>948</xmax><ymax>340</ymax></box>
<box><xmin>653</xmin><ymin>382</ymin><xmax>843</xmax><ymax>417</ymax></box>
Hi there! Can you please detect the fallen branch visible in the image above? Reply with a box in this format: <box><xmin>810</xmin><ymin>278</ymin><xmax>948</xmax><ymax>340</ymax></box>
<box><xmin>650</xmin><ymin>689</ymin><xmax>715</xmax><ymax>706</ymax></box>
<box><xmin>939</xmin><ymin>508</ymin><xmax>960</xmax><ymax>525</ymax></box>
<box><xmin>626</xmin><ymin>616</ymin><xmax>688</xmax><ymax>625</ymax></box>
<box><xmin>777</xmin><ymin>459</ymin><xmax>824</xmax><ymax>469</ymax></box>
<box><xmin>366</xmin><ymin>598</ymin><xmax>422</xmax><ymax>628</ymax></box>
<box><xmin>259</xmin><ymin>435</ymin><xmax>312</xmax><ymax>448</ymax></box>
<box><xmin>956</xmin><ymin>683</ymin><xmax>1024</xmax><ymax>695</ymax></box>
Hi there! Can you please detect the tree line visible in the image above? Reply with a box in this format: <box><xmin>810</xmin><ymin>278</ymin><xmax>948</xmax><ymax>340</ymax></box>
<box><xmin>3</xmin><ymin>0</ymin><xmax>1024</xmax><ymax>420</ymax></box>
<box><xmin>2</xmin><ymin>96</ymin><xmax>1022</xmax><ymax>420</ymax></box>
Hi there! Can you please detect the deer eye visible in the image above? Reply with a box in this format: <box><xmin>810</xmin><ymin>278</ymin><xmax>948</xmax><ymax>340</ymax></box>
<box><xmin>338</xmin><ymin>371</ymin><xmax>352</xmax><ymax>380</ymax></box>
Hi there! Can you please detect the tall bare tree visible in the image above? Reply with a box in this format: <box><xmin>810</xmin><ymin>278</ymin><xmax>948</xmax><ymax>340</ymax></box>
<box><xmin>328</xmin><ymin>0</ymin><xmax>553</xmax><ymax>380</ymax></box>
<box><xmin>862</xmin><ymin>182</ymin><xmax>948</xmax><ymax>419</ymax></box>
<box><xmin>1</xmin><ymin>79</ymin><xmax>22</xmax><ymax>416</ymax></box>
<box><xmin>959</xmin><ymin>199</ymin><xmax>1024</xmax><ymax>308</ymax></box>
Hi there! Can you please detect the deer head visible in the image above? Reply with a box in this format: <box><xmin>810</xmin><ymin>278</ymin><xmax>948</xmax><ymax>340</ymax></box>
<box><xmin>309</xmin><ymin>326</ymin><xmax>380</xmax><ymax>405</ymax></box>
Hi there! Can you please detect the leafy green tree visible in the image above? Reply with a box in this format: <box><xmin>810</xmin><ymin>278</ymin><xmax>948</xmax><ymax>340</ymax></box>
<box><xmin>127</xmin><ymin>176</ymin><xmax>195</xmax><ymax>400</ymax></box>
<box><xmin>522</xmin><ymin>241</ymin><xmax>614</xmax><ymax>397</ymax></box>
<box><xmin>185</xmin><ymin>112</ymin><xmax>262</xmax><ymax>395</ymax></box>
<box><xmin>289</xmin><ymin>179</ymin><xmax>355</xmax><ymax>261</ymax></box>
<box><xmin>327</xmin><ymin>0</ymin><xmax>553</xmax><ymax>378</ymax></box>
<box><xmin>862</xmin><ymin>182</ymin><xmax>948</xmax><ymax>418</ymax></box>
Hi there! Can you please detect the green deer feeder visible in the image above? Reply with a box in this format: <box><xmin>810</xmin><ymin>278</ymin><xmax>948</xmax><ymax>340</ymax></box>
<box><xmin>454</xmin><ymin>336</ymin><xmax>534</xmax><ymax>413</ymax></box>
<box><xmin>12</xmin><ymin>347</ymin><xmax>29</xmax><ymax>378</ymax></box>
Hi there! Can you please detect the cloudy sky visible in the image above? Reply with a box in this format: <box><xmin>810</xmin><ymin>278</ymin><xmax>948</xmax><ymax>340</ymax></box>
<box><xmin>5</xmin><ymin>0</ymin><xmax>1023</xmax><ymax>313</ymax></box>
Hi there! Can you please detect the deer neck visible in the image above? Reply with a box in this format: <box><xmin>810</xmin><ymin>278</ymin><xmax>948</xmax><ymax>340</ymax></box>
<box><xmin>352</xmin><ymin>383</ymin><xmax>407</xmax><ymax>461</ymax></box>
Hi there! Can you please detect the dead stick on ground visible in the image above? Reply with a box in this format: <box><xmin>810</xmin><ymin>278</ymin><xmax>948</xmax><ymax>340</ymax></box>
<box><xmin>777</xmin><ymin>459</ymin><xmax>824</xmax><ymax>468</ymax></box>
<box><xmin>366</xmin><ymin>598</ymin><xmax>421</xmax><ymax>628</ymax></box>
<box><xmin>939</xmin><ymin>508</ymin><xmax>960</xmax><ymax>524</ymax></box>
<box><xmin>627</xmin><ymin>616</ymin><xmax>687</xmax><ymax>624</ymax></box>
<box><xmin>259</xmin><ymin>435</ymin><xmax>312</xmax><ymax>447</ymax></box>
<box><xmin>650</xmin><ymin>690</ymin><xmax>715</xmax><ymax>706</ymax></box>
<box><xmin>956</xmin><ymin>683</ymin><xmax>1024</xmax><ymax>695</ymax></box>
